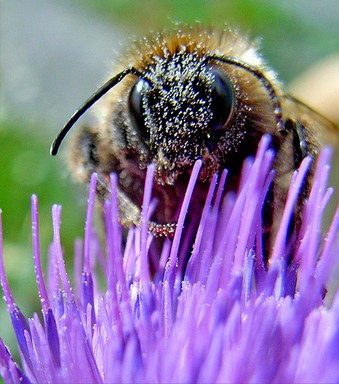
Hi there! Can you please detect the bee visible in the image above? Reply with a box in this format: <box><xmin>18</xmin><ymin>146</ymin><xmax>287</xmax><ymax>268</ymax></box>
<box><xmin>51</xmin><ymin>25</ymin><xmax>337</xmax><ymax>256</ymax></box>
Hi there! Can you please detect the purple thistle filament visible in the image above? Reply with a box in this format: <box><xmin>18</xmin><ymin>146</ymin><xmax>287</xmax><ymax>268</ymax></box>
<box><xmin>1</xmin><ymin>135</ymin><xmax>339</xmax><ymax>383</ymax></box>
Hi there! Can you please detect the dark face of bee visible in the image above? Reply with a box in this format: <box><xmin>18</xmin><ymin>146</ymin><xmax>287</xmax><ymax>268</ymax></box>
<box><xmin>54</xmin><ymin>26</ymin><xmax>335</xmax><ymax>241</ymax></box>
<box><xmin>126</xmin><ymin>51</ymin><xmax>234</xmax><ymax>183</ymax></box>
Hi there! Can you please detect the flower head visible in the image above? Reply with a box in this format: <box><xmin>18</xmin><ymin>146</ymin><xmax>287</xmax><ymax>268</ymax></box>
<box><xmin>1</xmin><ymin>135</ymin><xmax>339</xmax><ymax>383</ymax></box>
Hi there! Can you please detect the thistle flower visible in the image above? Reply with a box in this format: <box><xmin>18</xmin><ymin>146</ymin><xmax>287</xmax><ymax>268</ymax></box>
<box><xmin>1</xmin><ymin>135</ymin><xmax>339</xmax><ymax>383</ymax></box>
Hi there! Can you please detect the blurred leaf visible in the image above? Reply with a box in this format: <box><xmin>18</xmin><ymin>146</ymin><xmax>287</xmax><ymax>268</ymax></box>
<box><xmin>77</xmin><ymin>0</ymin><xmax>339</xmax><ymax>80</ymax></box>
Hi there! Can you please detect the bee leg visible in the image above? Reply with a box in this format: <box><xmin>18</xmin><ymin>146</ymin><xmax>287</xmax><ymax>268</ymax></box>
<box><xmin>283</xmin><ymin>118</ymin><xmax>312</xmax><ymax>228</ymax></box>
<box><xmin>263</xmin><ymin>119</ymin><xmax>312</xmax><ymax>265</ymax></box>
<box><xmin>148</xmin><ymin>222</ymin><xmax>176</xmax><ymax>238</ymax></box>
<box><xmin>115</xmin><ymin>188</ymin><xmax>142</xmax><ymax>228</ymax></box>
<box><xmin>115</xmin><ymin>189</ymin><xmax>177</xmax><ymax>239</ymax></box>
<box><xmin>284</xmin><ymin>118</ymin><xmax>309</xmax><ymax>169</ymax></box>
<box><xmin>117</xmin><ymin>188</ymin><xmax>177</xmax><ymax>237</ymax></box>
<box><xmin>68</xmin><ymin>125</ymin><xmax>100</xmax><ymax>184</ymax></box>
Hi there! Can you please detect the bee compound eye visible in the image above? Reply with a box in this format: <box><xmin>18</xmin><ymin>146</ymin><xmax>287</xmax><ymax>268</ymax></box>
<box><xmin>128</xmin><ymin>78</ymin><xmax>150</xmax><ymax>140</ymax></box>
<box><xmin>208</xmin><ymin>67</ymin><xmax>234</xmax><ymax>131</ymax></box>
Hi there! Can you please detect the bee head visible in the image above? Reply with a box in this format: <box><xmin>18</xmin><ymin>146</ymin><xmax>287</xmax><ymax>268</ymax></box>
<box><xmin>127</xmin><ymin>50</ymin><xmax>235</xmax><ymax>183</ymax></box>
<box><xmin>51</xmin><ymin>29</ymin><xmax>283</xmax><ymax>187</ymax></box>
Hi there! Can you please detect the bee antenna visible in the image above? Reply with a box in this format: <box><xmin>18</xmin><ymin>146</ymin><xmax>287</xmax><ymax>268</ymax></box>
<box><xmin>50</xmin><ymin>66</ymin><xmax>143</xmax><ymax>156</ymax></box>
<box><xmin>205</xmin><ymin>54</ymin><xmax>284</xmax><ymax>132</ymax></box>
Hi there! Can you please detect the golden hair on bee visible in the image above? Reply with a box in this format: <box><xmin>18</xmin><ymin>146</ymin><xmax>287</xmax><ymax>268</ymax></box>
<box><xmin>51</xmin><ymin>25</ymin><xmax>337</xmax><ymax>254</ymax></box>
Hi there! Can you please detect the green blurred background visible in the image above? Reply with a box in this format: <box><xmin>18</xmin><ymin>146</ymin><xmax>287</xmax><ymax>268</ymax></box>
<box><xmin>1</xmin><ymin>0</ymin><xmax>338</xmax><ymax>362</ymax></box>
